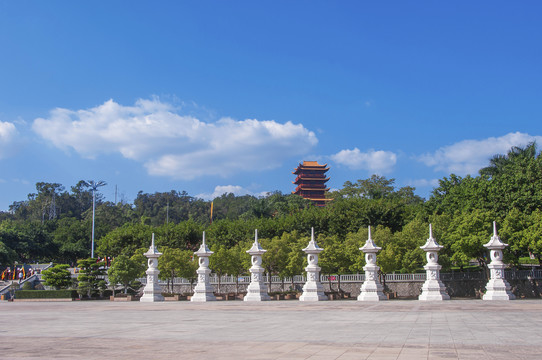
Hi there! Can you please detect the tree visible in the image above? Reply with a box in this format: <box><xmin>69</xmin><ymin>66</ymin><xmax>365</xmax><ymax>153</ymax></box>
<box><xmin>284</xmin><ymin>234</ymin><xmax>307</xmax><ymax>291</ymax></box>
<box><xmin>177</xmin><ymin>249</ymin><xmax>198</xmax><ymax>293</ymax></box>
<box><xmin>42</xmin><ymin>264</ymin><xmax>73</xmax><ymax>290</ymax></box>
<box><xmin>261</xmin><ymin>234</ymin><xmax>290</xmax><ymax>292</ymax></box>
<box><xmin>77</xmin><ymin>258</ymin><xmax>106</xmax><ymax>298</ymax></box>
<box><xmin>319</xmin><ymin>234</ymin><xmax>351</xmax><ymax>292</ymax></box>
<box><xmin>0</xmin><ymin>240</ymin><xmax>17</xmax><ymax>267</ymax></box>
<box><xmin>227</xmin><ymin>243</ymin><xmax>250</xmax><ymax>293</ymax></box>
<box><xmin>209</xmin><ymin>245</ymin><xmax>229</xmax><ymax>293</ymax></box>
<box><xmin>448</xmin><ymin>210</ymin><xmax>494</xmax><ymax>270</ymax></box>
<box><xmin>96</xmin><ymin>223</ymin><xmax>153</xmax><ymax>257</ymax></box>
<box><xmin>158</xmin><ymin>247</ymin><xmax>183</xmax><ymax>293</ymax></box>
<box><xmin>108</xmin><ymin>255</ymin><xmax>142</xmax><ymax>294</ymax></box>
<box><xmin>53</xmin><ymin>217</ymin><xmax>90</xmax><ymax>264</ymax></box>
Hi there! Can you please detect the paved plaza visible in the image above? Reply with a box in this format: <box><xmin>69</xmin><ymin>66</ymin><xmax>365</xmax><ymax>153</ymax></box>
<box><xmin>1</xmin><ymin>299</ymin><xmax>541</xmax><ymax>359</ymax></box>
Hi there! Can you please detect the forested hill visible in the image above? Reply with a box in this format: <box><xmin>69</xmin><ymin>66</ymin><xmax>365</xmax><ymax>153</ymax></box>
<box><xmin>1</xmin><ymin>143</ymin><xmax>541</xmax><ymax>273</ymax></box>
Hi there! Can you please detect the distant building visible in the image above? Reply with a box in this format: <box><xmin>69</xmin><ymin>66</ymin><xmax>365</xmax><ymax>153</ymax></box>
<box><xmin>292</xmin><ymin>161</ymin><xmax>332</xmax><ymax>207</ymax></box>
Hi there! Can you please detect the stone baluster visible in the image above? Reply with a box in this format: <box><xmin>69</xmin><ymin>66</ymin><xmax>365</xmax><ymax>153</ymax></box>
<box><xmin>244</xmin><ymin>229</ymin><xmax>271</xmax><ymax>301</ymax></box>
<box><xmin>299</xmin><ymin>228</ymin><xmax>327</xmax><ymax>301</ymax></box>
<box><xmin>419</xmin><ymin>224</ymin><xmax>450</xmax><ymax>301</ymax></box>
<box><xmin>358</xmin><ymin>226</ymin><xmax>386</xmax><ymax>301</ymax></box>
<box><xmin>482</xmin><ymin>221</ymin><xmax>515</xmax><ymax>300</ymax></box>
<box><xmin>191</xmin><ymin>232</ymin><xmax>216</xmax><ymax>302</ymax></box>
<box><xmin>140</xmin><ymin>233</ymin><xmax>165</xmax><ymax>302</ymax></box>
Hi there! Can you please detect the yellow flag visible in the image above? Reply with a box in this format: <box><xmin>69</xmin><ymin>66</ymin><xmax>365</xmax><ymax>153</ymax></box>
<box><xmin>210</xmin><ymin>201</ymin><xmax>214</xmax><ymax>224</ymax></box>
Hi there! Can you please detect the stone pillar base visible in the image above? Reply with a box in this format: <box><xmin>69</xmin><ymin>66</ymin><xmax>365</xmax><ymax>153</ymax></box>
<box><xmin>190</xmin><ymin>291</ymin><xmax>216</xmax><ymax>302</ymax></box>
<box><xmin>299</xmin><ymin>268</ymin><xmax>327</xmax><ymax>301</ymax></box>
<box><xmin>418</xmin><ymin>279</ymin><xmax>450</xmax><ymax>301</ymax></box>
<box><xmin>140</xmin><ymin>292</ymin><xmax>165</xmax><ymax>302</ymax></box>
<box><xmin>358</xmin><ymin>282</ymin><xmax>386</xmax><ymax>301</ymax></box>
<box><xmin>140</xmin><ymin>268</ymin><xmax>164</xmax><ymax>302</ymax></box>
<box><xmin>483</xmin><ymin>278</ymin><xmax>515</xmax><ymax>300</ymax></box>
<box><xmin>358</xmin><ymin>264</ymin><xmax>386</xmax><ymax>301</ymax></box>
<box><xmin>419</xmin><ymin>264</ymin><xmax>450</xmax><ymax>301</ymax></box>
<box><xmin>191</xmin><ymin>269</ymin><xmax>216</xmax><ymax>302</ymax></box>
<box><xmin>244</xmin><ymin>289</ymin><xmax>271</xmax><ymax>301</ymax></box>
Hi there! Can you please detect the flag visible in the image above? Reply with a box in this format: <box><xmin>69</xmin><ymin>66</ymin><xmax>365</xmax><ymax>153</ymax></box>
<box><xmin>22</xmin><ymin>267</ymin><xmax>25</xmax><ymax>279</ymax></box>
<box><xmin>210</xmin><ymin>201</ymin><xmax>214</xmax><ymax>224</ymax></box>
<box><xmin>1</xmin><ymin>270</ymin><xmax>5</xmax><ymax>280</ymax></box>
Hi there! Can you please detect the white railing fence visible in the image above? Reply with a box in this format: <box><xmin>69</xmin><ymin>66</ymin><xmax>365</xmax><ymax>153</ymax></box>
<box><xmin>135</xmin><ymin>269</ymin><xmax>542</xmax><ymax>286</ymax></box>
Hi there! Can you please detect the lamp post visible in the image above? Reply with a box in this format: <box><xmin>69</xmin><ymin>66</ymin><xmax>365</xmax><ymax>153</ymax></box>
<box><xmin>84</xmin><ymin>180</ymin><xmax>106</xmax><ymax>258</ymax></box>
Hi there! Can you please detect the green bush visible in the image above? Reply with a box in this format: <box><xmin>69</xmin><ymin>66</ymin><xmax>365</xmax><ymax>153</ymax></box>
<box><xmin>21</xmin><ymin>281</ymin><xmax>34</xmax><ymax>290</ymax></box>
<box><xmin>15</xmin><ymin>290</ymin><xmax>78</xmax><ymax>299</ymax></box>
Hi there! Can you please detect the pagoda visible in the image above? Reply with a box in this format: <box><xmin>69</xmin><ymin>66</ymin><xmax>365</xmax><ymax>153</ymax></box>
<box><xmin>292</xmin><ymin>161</ymin><xmax>331</xmax><ymax>207</ymax></box>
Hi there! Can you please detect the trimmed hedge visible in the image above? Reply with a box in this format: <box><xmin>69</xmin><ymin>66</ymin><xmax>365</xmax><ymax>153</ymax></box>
<box><xmin>15</xmin><ymin>290</ymin><xmax>78</xmax><ymax>299</ymax></box>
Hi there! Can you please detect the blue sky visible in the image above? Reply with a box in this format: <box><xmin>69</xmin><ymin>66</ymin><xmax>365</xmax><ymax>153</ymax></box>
<box><xmin>0</xmin><ymin>1</ymin><xmax>541</xmax><ymax>210</ymax></box>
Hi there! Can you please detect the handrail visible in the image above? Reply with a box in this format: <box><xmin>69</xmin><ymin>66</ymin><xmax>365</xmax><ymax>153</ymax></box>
<box><xmin>136</xmin><ymin>270</ymin><xmax>542</xmax><ymax>285</ymax></box>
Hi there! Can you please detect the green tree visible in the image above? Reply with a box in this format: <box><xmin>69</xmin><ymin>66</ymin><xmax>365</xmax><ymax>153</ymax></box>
<box><xmin>227</xmin><ymin>243</ymin><xmax>249</xmax><ymax>293</ymax></box>
<box><xmin>177</xmin><ymin>249</ymin><xmax>198</xmax><ymax>292</ymax></box>
<box><xmin>42</xmin><ymin>264</ymin><xmax>73</xmax><ymax>290</ymax></box>
<box><xmin>284</xmin><ymin>234</ymin><xmax>307</xmax><ymax>291</ymax></box>
<box><xmin>108</xmin><ymin>255</ymin><xmax>142</xmax><ymax>294</ymax></box>
<box><xmin>209</xmin><ymin>245</ymin><xmax>229</xmax><ymax>293</ymax></box>
<box><xmin>53</xmin><ymin>217</ymin><xmax>90</xmax><ymax>264</ymax></box>
<box><xmin>158</xmin><ymin>247</ymin><xmax>183</xmax><ymax>293</ymax></box>
<box><xmin>96</xmin><ymin>223</ymin><xmax>153</xmax><ymax>257</ymax></box>
<box><xmin>448</xmin><ymin>210</ymin><xmax>494</xmax><ymax>270</ymax></box>
<box><xmin>77</xmin><ymin>258</ymin><xmax>106</xmax><ymax>298</ymax></box>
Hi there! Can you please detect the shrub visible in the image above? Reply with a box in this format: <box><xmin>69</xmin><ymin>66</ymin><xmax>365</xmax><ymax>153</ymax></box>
<box><xmin>42</xmin><ymin>264</ymin><xmax>73</xmax><ymax>290</ymax></box>
<box><xmin>22</xmin><ymin>281</ymin><xmax>34</xmax><ymax>290</ymax></box>
<box><xmin>15</xmin><ymin>290</ymin><xmax>78</xmax><ymax>299</ymax></box>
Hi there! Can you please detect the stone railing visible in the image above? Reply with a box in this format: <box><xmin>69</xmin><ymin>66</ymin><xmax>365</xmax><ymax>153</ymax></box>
<box><xmin>136</xmin><ymin>269</ymin><xmax>541</xmax><ymax>286</ymax></box>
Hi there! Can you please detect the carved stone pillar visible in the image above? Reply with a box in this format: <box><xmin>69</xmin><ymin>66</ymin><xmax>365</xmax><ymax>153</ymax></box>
<box><xmin>140</xmin><ymin>233</ymin><xmax>165</xmax><ymax>302</ymax></box>
<box><xmin>483</xmin><ymin>222</ymin><xmax>515</xmax><ymax>300</ymax></box>
<box><xmin>299</xmin><ymin>228</ymin><xmax>327</xmax><ymax>301</ymax></box>
<box><xmin>358</xmin><ymin>226</ymin><xmax>386</xmax><ymax>301</ymax></box>
<box><xmin>244</xmin><ymin>229</ymin><xmax>271</xmax><ymax>301</ymax></box>
<box><xmin>191</xmin><ymin>232</ymin><xmax>216</xmax><ymax>302</ymax></box>
<box><xmin>419</xmin><ymin>224</ymin><xmax>450</xmax><ymax>301</ymax></box>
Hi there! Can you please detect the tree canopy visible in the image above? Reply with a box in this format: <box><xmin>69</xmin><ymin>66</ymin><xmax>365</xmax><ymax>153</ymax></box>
<box><xmin>1</xmin><ymin>143</ymin><xmax>541</xmax><ymax>279</ymax></box>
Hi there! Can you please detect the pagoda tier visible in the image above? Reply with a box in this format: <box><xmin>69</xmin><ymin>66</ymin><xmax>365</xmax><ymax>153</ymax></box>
<box><xmin>292</xmin><ymin>161</ymin><xmax>332</xmax><ymax>207</ymax></box>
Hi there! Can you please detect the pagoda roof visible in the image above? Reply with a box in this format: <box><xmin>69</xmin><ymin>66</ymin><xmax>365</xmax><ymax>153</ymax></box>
<box><xmin>484</xmin><ymin>221</ymin><xmax>508</xmax><ymax>249</ymax></box>
<box><xmin>292</xmin><ymin>161</ymin><xmax>329</xmax><ymax>174</ymax></box>
<box><xmin>360</xmin><ymin>226</ymin><xmax>381</xmax><ymax>253</ymax></box>
<box><xmin>144</xmin><ymin>233</ymin><xmax>162</xmax><ymax>257</ymax></box>
<box><xmin>303</xmin><ymin>161</ymin><xmax>327</xmax><ymax>167</ymax></box>
<box><xmin>194</xmin><ymin>231</ymin><xmax>213</xmax><ymax>257</ymax></box>
<box><xmin>246</xmin><ymin>229</ymin><xmax>266</xmax><ymax>255</ymax></box>
<box><xmin>291</xmin><ymin>192</ymin><xmax>333</xmax><ymax>201</ymax></box>
<box><xmin>420</xmin><ymin>224</ymin><xmax>443</xmax><ymax>252</ymax></box>
<box><xmin>302</xmin><ymin>227</ymin><xmax>324</xmax><ymax>254</ymax></box>
<box><xmin>293</xmin><ymin>176</ymin><xmax>330</xmax><ymax>182</ymax></box>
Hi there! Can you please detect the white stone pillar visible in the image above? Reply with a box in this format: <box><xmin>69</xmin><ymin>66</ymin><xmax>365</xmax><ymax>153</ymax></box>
<box><xmin>299</xmin><ymin>228</ymin><xmax>327</xmax><ymax>301</ymax></box>
<box><xmin>244</xmin><ymin>229</ymin><xmax>271</xmax><ymax>301</ymax></box>
<box><xmin>358</xmin><ymin>226</ymin><xmax>386</xmax><ymax>301</ymax></box>
<box><xmin>419</xmin><ymin>224</ymin><xmax>450</xmax><ymax>301</ymax></box>
<box><xmin>483</xmin><ymin>221</ymin><xmax>515</xmax><ymax>300</ymax></box>
<box><xmin>140</xmin><ymin>233</ymin><xmax>165</xmax><ymax>302</ymax></box>
<box><xmin>191</xmin><ymin>232</ymin><xmax>216</xmax><ymax>302</ymax></box>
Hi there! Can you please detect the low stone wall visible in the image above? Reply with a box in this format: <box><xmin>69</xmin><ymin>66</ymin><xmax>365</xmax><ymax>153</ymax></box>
<box><xmin>161</xmin><ymin>277</ymin><xmax>542</xmax><ymax>299</ymax></box>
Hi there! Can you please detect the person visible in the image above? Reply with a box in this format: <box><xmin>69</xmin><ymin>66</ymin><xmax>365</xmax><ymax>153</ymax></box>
<box><xmin>18</xmin><ymin>270</ymin><xmax>23</xmax><ymax>282</ymax></box>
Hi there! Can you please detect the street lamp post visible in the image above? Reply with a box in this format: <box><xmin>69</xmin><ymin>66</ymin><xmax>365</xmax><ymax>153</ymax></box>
<box><xmin>84</xmin><ymin>180</ymin><xmax>106</xmax><ymax>259</ymax></box>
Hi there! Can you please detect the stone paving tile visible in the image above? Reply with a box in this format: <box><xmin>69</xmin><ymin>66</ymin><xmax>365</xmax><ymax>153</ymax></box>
<box><xmin>1</xmin><ymin>300</ymin><xmax>542</xmax><ymax>359</ymax></box>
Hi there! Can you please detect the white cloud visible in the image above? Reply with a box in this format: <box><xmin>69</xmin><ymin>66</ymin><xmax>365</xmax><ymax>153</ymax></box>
<box><xmin>0</xmin><ymin>121</ymin><xmax>19</xmax><ymax>159</ymax></box>
<box><xmin>407</xmin><ymin>178</ymin><xmax>440</xmax><ymax>188</ymax></box>
<box><xmin>197</xmin><ymin>185</ymin><xmax>269</xmax><ymax>200</ymax></box>
<box><xmin>418</xmin><ymin>132</ymin><xmax>542</xmax><ymax>175</ymax></box>
<box><xmin>330</xmin><ymin>148</ymin><xmax>397</xmax><ymax>174</ymax></box>
<box><xmin>32</xmin><ymin>98</ymin><xmax>318</xmax><ymax>179</ymax></box>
